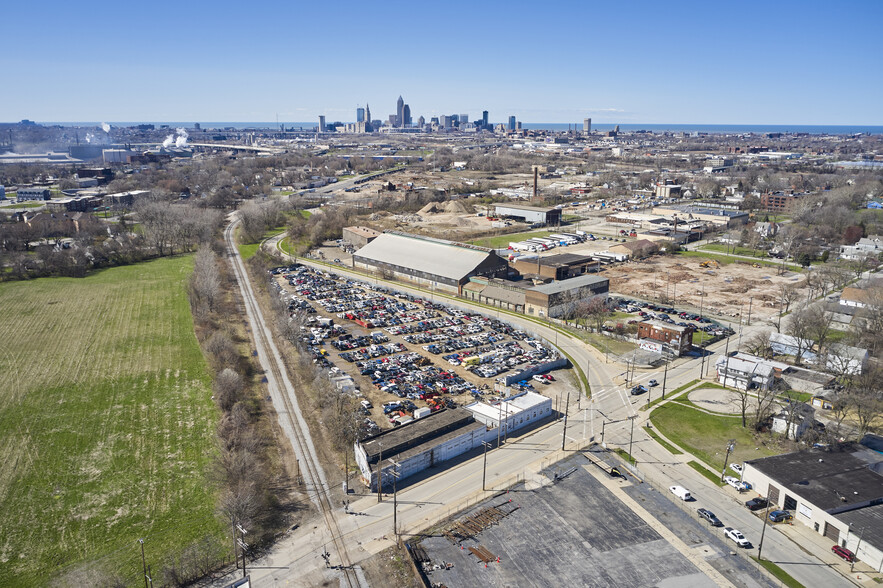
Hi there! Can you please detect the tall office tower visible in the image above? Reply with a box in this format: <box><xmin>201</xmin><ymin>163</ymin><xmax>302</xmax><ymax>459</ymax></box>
<box><xmin>451</xmin><ymin>114</ymin><xmax>459</xmax><ymax>125</ymax></box>
<box><xmin>459</xmin><ymin>114</ymin><xmax>469</xmax><ymax>124</ymax></box>
<box><xmin>319</xmin><ymin>116</ymin><xmax>326</xmax><ymax>132</ymax></box>
<box><xmin>440</xmin><ymin>115</ymin><xmax>451</xmax><ymax>129</ymax></box>
<box><xmin>356</xmin><ymin>107</ymin><xmax>365</xmax><ymax>123</ymax></box>
<box><xmin>482</xmin><ymin>110</ymin><xmax>489</xmax><ymax>129</ymax></box>
<box><xmin>583</xmin><ymin>118</ymin><xmax>592</xmax><ymax>133</ymax></box>
<box><xmin>396</xmin><ymin>96</ymin><xmax>404</xmax><ymax>128</ymax></box>
<box><xmin>516</xmin><ymin>121</ymin><xmax>522</xmax><ymax>131</ymax></box>
<box><xmin>365</xmin><ymin>104</ymin><xmax>373</xmax><ymax>132</ymax></box>
<box><xmin>417</xmin><ymin>115</ymin><xmax>425</xmax><ymax>127</ymax></box>
<box><xmin>403</xmin><ymin>104</ymin><xmax>411</xmax><ymax>127</ymax></box>
<box><xmin>508</xmin><ymin>116</ymin><xmax>516</xmax><ymax>131</ymax></box>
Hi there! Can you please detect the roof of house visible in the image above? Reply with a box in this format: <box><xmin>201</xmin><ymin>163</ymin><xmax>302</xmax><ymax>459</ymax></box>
<box><xmin>715</xmin><ymin>355</ymin><xmax>775</xmax><ymax>378</ymax></box>
<box><xmin>746</xmin><ymin>445</ymin><xmax>883</xmax><ymax>512</ymax></box>
<box><xmin>353</xmin><ymin>232</ymin><xmax>502</xmax><ymax>282</ymax></box>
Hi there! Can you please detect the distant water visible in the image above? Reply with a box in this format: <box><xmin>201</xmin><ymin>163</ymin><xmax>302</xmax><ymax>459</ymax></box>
<box><xmin>39</xmin><ymin>121</ymin><xmax>883</xmax><ymax>135</ymax></box>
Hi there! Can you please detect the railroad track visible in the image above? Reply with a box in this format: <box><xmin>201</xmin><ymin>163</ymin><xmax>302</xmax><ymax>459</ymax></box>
<box><xmin>224</xmin><ymin>218</ymin><xmax>363</xmax><ymax>588</ymax></box>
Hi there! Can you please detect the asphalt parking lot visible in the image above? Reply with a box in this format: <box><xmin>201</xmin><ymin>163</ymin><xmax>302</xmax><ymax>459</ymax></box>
<box><xmin>415</xmin><ymin>451</ymin><xmax>773</xmax><ymax>588</ymax></box>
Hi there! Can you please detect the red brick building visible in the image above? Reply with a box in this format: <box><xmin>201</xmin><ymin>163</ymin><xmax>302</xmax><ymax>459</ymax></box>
<box><xmin>637</xmin><ymin>320</ymin><xmax>694</xmax><ymax>356</ymax></box>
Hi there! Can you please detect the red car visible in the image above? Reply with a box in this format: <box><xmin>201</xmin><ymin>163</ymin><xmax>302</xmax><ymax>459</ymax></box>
<box><xmin>832</xmin><ymin>545</ymin><xmax>855</xmax><ymax>562</ymax></box>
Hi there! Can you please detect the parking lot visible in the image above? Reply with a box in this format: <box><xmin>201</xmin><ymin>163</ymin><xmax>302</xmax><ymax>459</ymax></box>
<box><xmin>270</xmin><ymin>264</ymin><xmax>572</xmax><ymax>437</ymax></box>
<box><xmin>415</xmin><ymin>451</ymin><xmax>773</xmax><ymax>588</ymax></box>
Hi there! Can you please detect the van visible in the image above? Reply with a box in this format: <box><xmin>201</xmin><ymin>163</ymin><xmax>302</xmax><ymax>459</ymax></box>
<box><xmin>669</xmin><ymin>486</ymin><xmax>692</xmax><ymax>501</ymax></box>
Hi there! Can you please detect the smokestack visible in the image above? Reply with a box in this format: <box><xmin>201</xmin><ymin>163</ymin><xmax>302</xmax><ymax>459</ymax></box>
<box><xmin>533</xmin><ymin>167</ymin><xmax>538</xmax><ymax>201</ymax></box>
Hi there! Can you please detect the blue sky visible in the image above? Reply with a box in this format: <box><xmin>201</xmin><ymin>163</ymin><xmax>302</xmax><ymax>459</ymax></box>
<box><xmin>3</xmin><ymin>0</ymin><xmax>881</xmax><ymax>124</ymax></box>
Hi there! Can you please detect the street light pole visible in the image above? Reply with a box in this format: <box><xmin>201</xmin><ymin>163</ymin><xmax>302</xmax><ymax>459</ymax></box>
<box><xmin>561</xmin><ymin>392</ymin><xmax>570</xmax><ymax>450</ymax></box>
<box><xmin>661</xmin><ymin>360</ymin><xmax>668</xmax><ymax>400</ymax></box>
<box><xmin>628</xmin><ymin>416</ymin><xmax>636</xmax><ymax>464</ymax></box>
<box><xmin>139</xmin><ymin>539</ymin><xmax>149</xmax><ymax>588</ymax></box>
<box><xmin>757</xmin><ymin>493</ymin><xmax>774</xmax><ymax>561</ymax></box>
<box><xmin>851</xmin><ymin>526</ymin><xmax>864</xmax><ymax>573</ymax></box>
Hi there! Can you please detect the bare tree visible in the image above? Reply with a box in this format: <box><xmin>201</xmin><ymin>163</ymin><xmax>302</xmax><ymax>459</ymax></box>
<box><xmin>804</xmin><ymin>305</ymin><xmax>834</xmax><ymax>353</ymax></box>
<box><xmin>214</xmin><ymin>368</ymin><xmax>244</xmax><ymax>412</ymax></box>
<box><xmin>745</xmin><ymin>330</ymin><xmax>773</xmax><ymax>359</ymax></box>
<box><xmin>785</xmin><ymin>306</ymin><xmax>816</xmax><ymax>366</ymax></box>
<box><xmin>189</xmin><ymin>246</ymin><xmax>221</xmax><ymax>318</ymax></box>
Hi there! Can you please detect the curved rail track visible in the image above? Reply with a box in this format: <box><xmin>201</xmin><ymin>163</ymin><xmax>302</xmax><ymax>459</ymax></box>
<box><xmin>224</xmin><ymin>218</ymin><xmax>363</xmax><ymax>587</ymax></box>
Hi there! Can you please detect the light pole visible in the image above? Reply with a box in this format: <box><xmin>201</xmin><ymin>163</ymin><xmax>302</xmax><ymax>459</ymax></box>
<box><xmin>852</xmin><ymin>526</ymin><xmax>864</xmax><ymax>573</ymax></box>
<box><xmin>721</xmin><ymin>440</ymin><xmax>736</xmax><ymax>482</ymax></box>
<box><xmin>561</xmin><ymin>392</ymin><xmax>570</xmax><ymax>450</ymax></box>
<box><xmin>390</xmin><ymin>463</ymin><xmax>400</xmax><ymax>538</ymax></box>
<box><xmin>139</xmin><ymin>539</ymin><xmax>149</xmax><ymax>588</ymax></box>
<box><xmin>661</xmin><ymin>359</ymin><xmax>669</xmax><ymax>400</ymax></box>
<box><xmin>757</xmin><ymin>493</ymin><xmax>774</xmax><ymax>561</ymax></box>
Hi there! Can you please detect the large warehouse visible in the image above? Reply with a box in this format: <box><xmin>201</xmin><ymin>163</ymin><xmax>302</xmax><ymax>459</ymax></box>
<box><xmin>352</xmin><ymin>231</ymin><xmax>508</xmax><ymax>293</ymax></box>
<box><xmin>493</xmin><ymin>203</ymin><xmax>561</xmax><ymax>226</ymax></box>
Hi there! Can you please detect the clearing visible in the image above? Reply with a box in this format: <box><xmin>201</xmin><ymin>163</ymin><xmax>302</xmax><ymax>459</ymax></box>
<box><xmin>0</xmin><ymin>256</ymin><xmax>222</xmax><ymax>585</ymax></box>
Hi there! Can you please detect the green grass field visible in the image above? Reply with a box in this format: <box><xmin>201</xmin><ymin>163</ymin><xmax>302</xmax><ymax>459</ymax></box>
<box><xmin>651</xmin><ymin>401</ymin><xmax>779</xmax><ymax>471</ymax></box>
<box><xmin>0</xmin><ymin>257</ymin><xmax>223</xmax><ymax>585</ymax></box>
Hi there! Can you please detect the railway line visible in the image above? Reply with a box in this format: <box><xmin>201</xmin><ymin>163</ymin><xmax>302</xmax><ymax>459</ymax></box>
<box><xmin>224</xmin><ymin>217</ymin><xmax>364</xmax><ymax>587</ymax></box>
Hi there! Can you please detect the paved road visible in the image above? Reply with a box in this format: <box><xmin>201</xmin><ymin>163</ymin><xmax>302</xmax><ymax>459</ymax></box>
<box><xmin>227</xmin><ymin>234</ymin><xmax>853</xmax><ymax>588</ymax></box>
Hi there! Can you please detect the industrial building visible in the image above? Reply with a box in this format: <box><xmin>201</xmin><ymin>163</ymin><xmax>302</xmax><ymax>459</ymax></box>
<box><xmin>352</xmin><ymin>232</ymin><xmax>508</xmax><ymax>293</ymax></box>
<box><xmin>511</xmin><ymin>253</ymin><xmax>600</xmax><ymax>281</ymax></box>
<box><xmin>342</xmin><ymin>226</ymin><xmax>380</xmax><ymax>248</ymax></box>
<box><xmin>743</xmin><ymin>445</ymin><xmax>883</xmax><ymax>572</ymax></box>
<box><xmin>461</xmin><ymin>278</ymin><xmax>529</xmax><ymax>313</ymax></box>
<box><xmin>524</xmin><ymin>274</ymin><xmax>609</xmax><ymax>318</ymax></box>
<box><xmin>354</xmin><ymin>408</ymin><xmax>491</xmax><ymax>492</ymax></box>
<box><xmin>465</xmin><ymin>391</ymin><xmax>552</xmax><ymax>435</ymax></box>
<box><xmin>651</xmin><ymin>204</ymin><xmax>749</xmax><ymax>227</ymax></box>
<box><xmin>493</xmin><ymin>203</ymin><xmax>562</xmax><ymax>226</ymax></box>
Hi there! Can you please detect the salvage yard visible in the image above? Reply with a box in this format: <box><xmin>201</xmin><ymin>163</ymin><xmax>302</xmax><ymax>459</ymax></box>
<box><xmin>0</xmin><ymin>257</ymin><xmax>222</xmax><ymax>585</ymax></box>
<box><xmin>272</xmin><ymin>265</ymin><xmax>576</xmax><ymax>437</ymax></box>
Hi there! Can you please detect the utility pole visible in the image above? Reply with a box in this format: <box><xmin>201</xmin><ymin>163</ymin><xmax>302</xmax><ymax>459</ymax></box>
<box><xmin>628</xmin><ymin>416</ymin><xmax>636</xmax><ymax>464</ymax></box>
<box><xmin>376</xmin><ymin>441</ymin><xmax>383</xmax><ymax>503</ymax></box>
<box><xmin>139</xmin><ymin>539</ymin><xmax>149</xmax><ymax>588</ymax></box>
<box><xmin>851</xmin><ymin>526</ymin><xmax>864</xmax><ymax>573</ymax></box>
<box><xmin>236</xmin><ymin>524</ymin><xmax>249</xmax><ymax>578</ymax></box>
<box><xmin>561</xmin><ymin>392</ymin><xmax>570</xmax><ymax>450</ymax></box>
<box><xmin>757</xmin><ymin>493</ymin><xmax>774</xmax><ymax>560</ymax></box>
<box><xmin>661</xmin><ymin>360</ymin><xmax>668</xmax><ymax>400</ymax></box>
<box><xmin>601</xmin><ymin>420</ymin><xmax>606</xmax><ymax>444</ymax></box>
<box><xmin>721</xmin><ymin>440</ymin><xmax>736</xmax><ymax>482</ymax></box>
<box><xmin>230</xmin><ymin>520</ymin><xmax>239</xmax><ymax>573</ymax></box>
<box><xmin>482</xmin><ymin>441</ymin><xmax>491</xmax><ymax>491</ymax></box>
<box><xmin>497</xmin><ymin>400</ymin><xmax>503</xmax><ymax>447</ymax></box>
<box><xmin>390</xmin><ymin>462</ymin><xmax>400</xmax><ymax>538</ymax></box>
<box><xmin>747</xmin><ymin>296</ymin><xmax>753</xmax><ymax>326</ymax></box>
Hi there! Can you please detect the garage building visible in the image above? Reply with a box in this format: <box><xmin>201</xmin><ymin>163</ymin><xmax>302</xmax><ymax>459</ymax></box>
<box><xmin>352</xmin><ymin>231</ymin><xmax>508</xmax><ymax>293</ymax></box>
<box><xmin>493</xmin><ymin>203</ymin><xmax>561</xmax><ymax>226</ymax></box>
<box><xmin>342</xmin><ymin>226</ymin><xmax>380</xmax><ymax>248</ymax></box>
<box><xmin>465</xmin><ymin>391</ymin><xmax>552</xmax><ymax>436</ymax></box>
<box><xmin>743</xmin><ymin>445</ymin><xmax>883</xmax><ymax>572</ymax></box>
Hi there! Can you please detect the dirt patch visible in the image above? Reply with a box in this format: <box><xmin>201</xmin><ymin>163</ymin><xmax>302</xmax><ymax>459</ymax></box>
<box><xmin>360</xmin><ymin>544</ymin><xmax>423</xmax><ymax>588</ymax></box>
<box><xmin>602</xmin><ymin>256</ymin><xmax>808</xmax><ymax>322</ymax></box>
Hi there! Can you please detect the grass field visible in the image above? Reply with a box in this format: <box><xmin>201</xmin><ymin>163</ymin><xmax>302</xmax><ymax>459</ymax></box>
<box><xmin>651</xmin><ymin>401</ymin><xmax>779</xmax><ymax>471</ymax></box>
<box><xmin>0</xmin><ymin>256</ymin><xmax>222</xmax><ymax>585</ymax></box>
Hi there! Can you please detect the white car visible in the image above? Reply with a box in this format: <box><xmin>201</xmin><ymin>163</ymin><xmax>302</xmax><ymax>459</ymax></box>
<box><xmin>724</xmin><ymin>476</ymin><xmax>751</xmax><ymax>492</ymax></box>
<box><xmin>729</xmin><ymin>463</ymin><xmax>743</xmax><ymax>475</ymax></box>
<box><xmin>724</xmin><ymin>527</ymin><xmax>751</xmax><ymax>548</ymax></box>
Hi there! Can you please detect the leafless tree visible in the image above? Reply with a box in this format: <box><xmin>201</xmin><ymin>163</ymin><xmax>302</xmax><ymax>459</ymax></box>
<box><xmin>785</xmin><ymin>306</ymin><xmax>816</xmax><ymax>366</ymax></box>
<box><xmin>189</xmin><ymin>246</ymin><xmax>221</xmax><ymax>318</ymax></box>
<box><xmin>214</xmin><ymin>368</ymin><xmax>244</xmax><ymax>412</ymax></box>
<box><xmin>745</xmin><ymin>330</ymin><xmax>773</xmax><ymax>359</ymax></box>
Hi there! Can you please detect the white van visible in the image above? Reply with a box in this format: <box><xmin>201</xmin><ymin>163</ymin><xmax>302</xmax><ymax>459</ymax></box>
<box><xmin>669</xmin><ymin>485</ymin><xmax>692</xmax><ymax>501</ymax></box>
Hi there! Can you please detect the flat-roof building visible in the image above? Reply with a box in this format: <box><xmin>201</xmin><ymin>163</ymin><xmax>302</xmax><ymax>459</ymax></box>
<box><xmin>524</xmin><ymin>274</ymin><xmax>609</xmax><ymax>318</ymax></box>
<box><xmin>652</xmin><ymin>204</ymin><xmax>749</xmax><ymax>227</ymax></box>
<box><xmin>637</xmin><ymin>320</ymin><xmax>694</xmax><ymax>356</ymax></box>
<box><xmin>16</xmin><ymin>188</ymin><xmax>51</xmax><ymax>202</ymax></box>
<box><xmin>511</xmin><ymin>253</ymin><xmax>600</xmax><ymax>281</ymax></box>
<box><xmin>352</xmin><ymin>231</ymin><xmax>508</xmax><ymax>293</ymax></box>
<box><xmin>493</xmin><ymin>203</ymin><xmax>562</xmax><ymax>226</ymax></box>
<box><xmin>465</xmin><ymin>391</ymin><xmax>552</xmax><ymax>435</ymax></box>
<box><xmin>743</xmin><ymin>445</ymin><xmax>883</xmax><ymax>571</ymax></box>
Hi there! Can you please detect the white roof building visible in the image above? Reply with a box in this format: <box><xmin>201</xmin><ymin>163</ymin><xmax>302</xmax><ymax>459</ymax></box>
<box><xmin>466</xmin><ymin>391</ymin><xmax>552</xmax><ymax>435</ymax></box>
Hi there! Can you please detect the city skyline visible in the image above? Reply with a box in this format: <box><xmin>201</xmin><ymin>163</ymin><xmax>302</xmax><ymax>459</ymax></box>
<box><xmin>2</xmin><ymin>0</ymin><xmax>881</xmax><ymax>124</ymax></box>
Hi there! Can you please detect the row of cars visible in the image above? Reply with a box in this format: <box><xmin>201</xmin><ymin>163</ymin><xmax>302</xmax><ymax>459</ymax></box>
<box><xmin>609</xmin><ymin>296</ymin><xmax>735</xmax><ymax>337</ymax></box>
<box><xmin>669</xmin><ymin>484</ymin><xmax>755</xmax><ymax>549</ymax></box>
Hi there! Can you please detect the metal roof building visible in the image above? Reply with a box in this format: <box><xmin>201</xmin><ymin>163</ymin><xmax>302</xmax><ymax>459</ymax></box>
<box><xmin>352</xmin><ymin>231</ymin><xmax>508</xmax><ymax>293</ymax></box>
<box><xmin>493</xmin><ymin>203</ymin><xmax>562</xmax><ymax>225</ymax></box>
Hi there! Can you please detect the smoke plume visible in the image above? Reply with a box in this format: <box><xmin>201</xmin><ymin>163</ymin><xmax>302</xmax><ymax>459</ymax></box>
<box><xmin>100</xmin><ymin>122</ymin><xmax>111</xmax><ymax>134</ymax></box>
<box><xmin>162</xmin><ymin>134</ymin><xmax>175</xmax><ymax>148</ymax></box>
<box><xmin>175</xmin><ymin>127</ymin><xmax>189</xmax><ymax>148</ymax></box>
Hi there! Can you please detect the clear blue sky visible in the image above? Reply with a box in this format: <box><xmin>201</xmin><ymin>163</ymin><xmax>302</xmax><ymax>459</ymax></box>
<box><xmin>3</xmin><ymin>0</ymin><xmax>881</xmax><ymax>124</ymax></box>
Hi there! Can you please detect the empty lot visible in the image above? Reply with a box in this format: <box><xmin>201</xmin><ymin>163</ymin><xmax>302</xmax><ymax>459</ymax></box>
<box><xmin>0</xmin><ymin>257</ymin><xmax>222</xmax><ymax>585</ymax></box>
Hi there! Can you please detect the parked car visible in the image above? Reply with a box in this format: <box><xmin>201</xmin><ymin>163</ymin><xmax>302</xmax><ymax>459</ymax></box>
<box><xmin>831</xmin><ymin>545</ymin><xmax>856</xmax><ymax>562</ymax></box>
<box><xmin>724</xmin><ymin>527</ymin><xmax>751</xmax><ymax>548</ymax></box>
<box><xmin>630</xmin><ymin>385</ymin><xmax>648</xmax><ymax>396</ymax></box>
<box><xmin>745</xmin><ymin>497</ymin><xmax>769</xmax><ymax>511</ymax></box>
<box><xmin>724</xmin><ymin>476</ymin><xmax>751</xmax><ymax>491</ymax></box>
<box><xmin>729</xmin><ymin>463</ymin><xmax>743</xmax><ymax>475</ymax></box>
<box><xmin>697</xmin><ymin>508</ymin><xmax>723</xmax><ymax>527</ymax></box>
<box><xmin>769</xmin><ymin>510</ymin><xmax>793</xmax><ymax>523</ymax></box>
<box><xmin>648</xmin><ymin>379</ymin><xmax>659</xmax><ymax>387</ymax></box>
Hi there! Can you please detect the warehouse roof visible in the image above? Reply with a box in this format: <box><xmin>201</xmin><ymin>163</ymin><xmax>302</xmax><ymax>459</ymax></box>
<box><xmin>353</xmin><ymin>232</ymin><xmax>502</xmax><ymax>282</ymax></box>
<box><xmin>536</xmin><ymin>253</ymin><xmax>595</xmax><ymax>267</ymax></box>
<box><xmin>746</xmin><ymin>445</ymin><xmax>883</xmax><ymax>512</ymax></box>
<box><xmin>528</xmin><ymin>274</ymin><xmax>608</xmax><ymax>296</ymax></box>
<box><xmin>360</xmin><ymin>408</ymin><xmax>480</xmax><ymax>464</ymax></box>
<box><xmin>344</xmin><ymin>226</ymin><xmax>380</xmax><ymax>238</ymax></box>
<box><xmin>493</xmin><ymin>203</ymin><xmax>555</xmax><ymax>213</ymax></box>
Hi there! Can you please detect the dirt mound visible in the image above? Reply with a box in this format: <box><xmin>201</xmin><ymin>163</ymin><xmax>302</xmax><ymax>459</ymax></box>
<box><xmin>419</xmin><ymin>202</ymin><xmax>442</xmax><ymax>214</ymax></box>
<box><xmin>444</xmin><ymin>200</ymin><xmax>468</xmax><ymax>213</ymax></box>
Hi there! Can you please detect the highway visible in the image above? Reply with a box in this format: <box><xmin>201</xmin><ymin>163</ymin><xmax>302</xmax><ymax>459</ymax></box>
<box><xmin>219</xmin><ymin>231</ymin><xmax>854</xmax><ymax>587</ymax></box>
